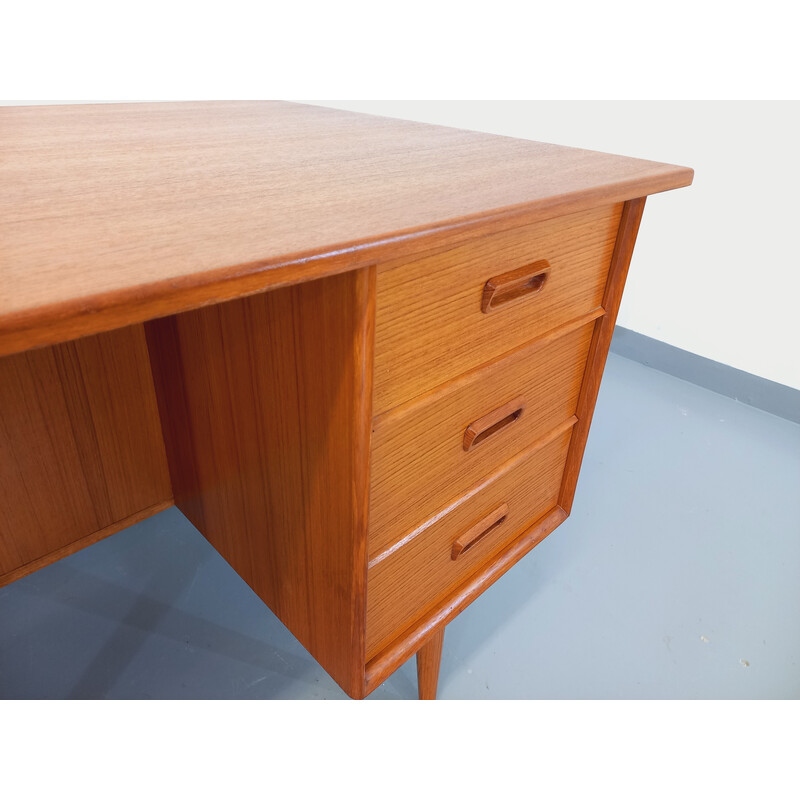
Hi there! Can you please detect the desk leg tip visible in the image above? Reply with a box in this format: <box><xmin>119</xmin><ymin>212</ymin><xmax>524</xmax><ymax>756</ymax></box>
<box><xmin>416</xmin><ymin>627</ymin><xmax>445</xmax><ymax>700</ymax></box>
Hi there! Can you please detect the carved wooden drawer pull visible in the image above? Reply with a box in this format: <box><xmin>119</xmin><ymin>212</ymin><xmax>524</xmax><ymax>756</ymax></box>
<box><xmin>451</xmin><ymin>504</ymin><xmax>509</xmax><ymax>560</ymax></box>
<box><xmin>463</xmin><ymin>396</ymin><xmax>525</xmax><ymax>452</ymax></box>
<box><xmin>481</xmin><ymin>260</ymin><xmax>550</xmax><ymax>313</ymax></box>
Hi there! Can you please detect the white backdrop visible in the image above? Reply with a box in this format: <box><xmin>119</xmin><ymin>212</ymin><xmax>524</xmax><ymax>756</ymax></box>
<box><xmin>2</xmin><ymin>0</ymin><xmax>796</xmax><ymax>788</ymax></box>
<box><xmin>317</xmin><ymin>102</ymin><xmax>800</xmax><ymax>390</ymax></box>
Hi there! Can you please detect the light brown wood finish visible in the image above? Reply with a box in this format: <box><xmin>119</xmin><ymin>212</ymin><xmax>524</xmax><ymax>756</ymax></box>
<box><xmin>559</xmin><ymin>198</ymin><xmax>647</xmax><ymax>514</ymax></box>
<box><xmin>363</xmin><ymin>198</ymin><xmax>657</xmax><ymax>692</ymax></box>
<box><xmin>145</xmin><ymin>268</ymin><xmax>375</xmax><ymax>699</ymax></box>
<box><xmin>1</xmin><ymin>103</ymin><xmax>693</xmax><ymax>700</ymax></box>
<box><xmin>417</xmin><ymin>628</ymin><xmax>445</xmax><ymax>700</ymax></box>
<box><xmin>369</xmin><ymin>319</ymin><xmax>595</xmax><ymax>559</ymax></box>
<box><xmin>366</xmin><ymin>422</ymin><xmax>574</xmax><ymax>661</ymax></box>
<box><xmin>364</xmin><ymin>506</ymin><xmax>568</xmax><ymax>695</ymax></box>
<box><xmin>0</xmin><ymin>325</ymin><xmax>172</xmax><ymax>582</ymax></box>
<box><xmin>0</xmin><ymin>102</ymin><xmax>692</xmax><ymax>358</ymax></box>
<box><xmin>373</xmin><ymin>204</ymin><xmax>622</xmax><ymax>413</ymax></box>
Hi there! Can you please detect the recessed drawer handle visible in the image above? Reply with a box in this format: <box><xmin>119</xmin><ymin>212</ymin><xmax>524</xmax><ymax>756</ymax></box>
<box><xmin>451</xmin><ymin>504</ymin><xmax>509</xmax><ymax>560</ymax></box>
<box><xmin>481</xmin><ymin>260</ymin><xmax>550</xmax><ymax>313</ymax></box>
<box><xmin>463</xmin><ymin>396</ymin><xmax>525</xmax><ymax>452</ymax></box>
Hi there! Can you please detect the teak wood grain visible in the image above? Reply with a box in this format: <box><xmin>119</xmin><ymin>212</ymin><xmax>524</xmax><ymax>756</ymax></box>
<box><xmin>372</xmin><ymin>203</ymin><xmax>622</xmax><ymax>413</ymax></box>
<box><xmin>0</xmin><ymin>325</ymin><xmax>172</xmax><ymax>582</ymax></box>
<box><xmin>361</xmin><ymin>197</ymin><xmax>656</xmax><ymax>690</ymax></box>
<box><xmin>416</xmin><ymin>628</ymin><xmax>445</xmax><ymax>700</ymax></box>
<box><xmin>369</xmin><ymin>318</ymin><xmax>595</xmax><ymax>559</ymax></box>
<box><xmin>0</xmin><ymin>102</ymin><xmax>692</xmax><ymax>357</ymax></box>
<box><xmin>0</xmin><ymin>102</ymin><xmax>693</xmax><ymax>700</ymax></box>
<box><xmin>364</xmin><ymin>506</ymin><xmax>569</xmax><ymax>694</ymax></box>
<box><xmin>366</xmin><ymin>422</ymin><xmax>574</xmax><ymax>661</ymax></box>
<box><xmin>145</xmin><ymin>268</ymin><xmax>375</xmax><ymax>698</ymax></box>
<box><xmin>559</xmin><ymin>197</ymin><xmax>647</xmax><ymax>515</ymax></box>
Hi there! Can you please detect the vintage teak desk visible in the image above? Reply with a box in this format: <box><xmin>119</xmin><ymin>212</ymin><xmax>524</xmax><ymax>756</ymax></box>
<box><xmin>0</xmin><ymin>102</ymin><xmax>692</xmax><ymax>698</ymax></box>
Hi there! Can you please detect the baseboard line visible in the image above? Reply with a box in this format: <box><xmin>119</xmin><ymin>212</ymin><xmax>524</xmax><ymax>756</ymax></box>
<box><xmin>609</xmin><ymin>327</ymin><xmax>800</xmax><ymax>424</ymax></box>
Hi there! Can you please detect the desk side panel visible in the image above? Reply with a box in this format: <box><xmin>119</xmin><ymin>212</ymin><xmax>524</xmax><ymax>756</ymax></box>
<box><xmin>558</xmin><ymin>197</ymin><xmax>646</xmax><ymax>513</ymax></box>
<box><xmin>145</xmin><ymin>268</ymin><xmax>374</xmax><ymax>698</ymax></box>
<box><xmin>0</xmin><ymin>325</ymin><xmax>173</xmax><ymax>584</ymax></box>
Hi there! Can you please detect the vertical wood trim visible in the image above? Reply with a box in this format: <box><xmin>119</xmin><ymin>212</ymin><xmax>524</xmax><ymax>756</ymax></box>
<box><xmin>558</xmin><ymin>197</ymin><xmax>647</xmax><ymax>513</ymax></box>
<box><xmin>145</xmin><ymin>268</ymin><xmax>375</xmax><ymax>699</ymax></box>
<box><xmin>351</xmin><ymin>265</ymin><xmax>376</xmax><ymax>698</ymax></box>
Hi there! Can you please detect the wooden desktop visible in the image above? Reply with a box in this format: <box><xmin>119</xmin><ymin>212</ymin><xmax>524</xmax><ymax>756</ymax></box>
<box><xmin>0</xmin><ymin>102</ymin><xmax>692</xmax><ymax>698</ymax></box>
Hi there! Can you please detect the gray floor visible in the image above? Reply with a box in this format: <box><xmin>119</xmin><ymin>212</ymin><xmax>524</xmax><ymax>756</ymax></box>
<box><xmin>1</xmin><ymin>353</ymin><xmax>798</xmax><ymax>699</ymax></box>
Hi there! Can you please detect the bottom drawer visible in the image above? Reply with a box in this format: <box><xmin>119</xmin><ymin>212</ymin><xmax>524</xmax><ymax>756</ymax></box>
<box><xmin>366</xmin><ymin>422</ymin><xmax>574</xmax><ymax>660</ymax></box>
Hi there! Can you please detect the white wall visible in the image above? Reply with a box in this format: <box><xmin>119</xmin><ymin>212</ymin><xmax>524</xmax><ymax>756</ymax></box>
<box><xmin>317</xmin><ymin>102</ymin><xmax>800</xmax><ymax>390</ymax></box>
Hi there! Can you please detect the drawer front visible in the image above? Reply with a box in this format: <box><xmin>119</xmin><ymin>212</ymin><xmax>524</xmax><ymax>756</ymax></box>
<box><xmin>369</xmin><ymin>320</ymin><xmax>594</xmax><ymax>560</ymax></box>
<box><xmin>366</xmin><ymin>424</ymin><xmax>573</xmax><ymax>660</ymax></box>
<box><xmin>373</xmin><ymin>203</ymin><xmax>622</xmax><ymax>414</ymax></box>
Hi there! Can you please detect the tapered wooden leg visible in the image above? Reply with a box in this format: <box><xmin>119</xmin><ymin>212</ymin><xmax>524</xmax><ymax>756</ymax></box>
<box><xmin>416</xmin><ymin>628</ymin><xmax>445</xmax><ymax>700</ymax></box>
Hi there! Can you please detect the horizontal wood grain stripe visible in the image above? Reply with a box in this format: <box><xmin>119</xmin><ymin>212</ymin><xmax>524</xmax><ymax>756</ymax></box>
<box><xmin>366</xmin><ymin>426</ymin><xmax>573</xmax><ymax>659</ymax></box>
<box><xmin>369</xmin><ymin>322</ymin><xmax>593</xmax><ymax>558</ymax></box>
<box><xmin>369</xmin><ymin>415</ymin><xmax>577</xmax><ymax>568</ymax></box>
<box><xmin>369</xmin><ymin>320</ymin><xmax>593</xmax><ymax>558</ymax></box>
<box><xmin>364</xmin><ymin>505</ymin><xmax>568</xmax><ymax>695</ymax></box>
<box><xmin>373</xmin><ymin>203</ymin><xmax>623</xmax><ymax>413</ymax></box>
<box><xmin>372</xmin><ymin>307</ymin><xmax>603</xmax><ymax>423</ymax></box>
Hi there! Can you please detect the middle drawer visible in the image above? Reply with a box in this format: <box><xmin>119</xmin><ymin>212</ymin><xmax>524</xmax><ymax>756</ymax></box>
<box><xmin>366</xmin><ymin>422</ymin><xmax>574</xmax><ymax>661</ymax></box>
<box><xmin>368</xmin><ymin>319</ymin><xmax>595</xmax><ymax>560</ymax></box>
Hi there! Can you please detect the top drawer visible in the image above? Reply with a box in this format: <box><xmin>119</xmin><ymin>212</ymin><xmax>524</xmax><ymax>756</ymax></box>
<box><xmin>373</xmin><ymin>203</ymin><xmax>622</xmax><ymax>414</ymax></box>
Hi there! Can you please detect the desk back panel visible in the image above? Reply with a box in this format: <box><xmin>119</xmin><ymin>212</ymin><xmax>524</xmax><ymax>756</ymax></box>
<box><xmin>0</xmin><ymin>324</ymin><xmax>173</xmax><ymax>585</ymax></box>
